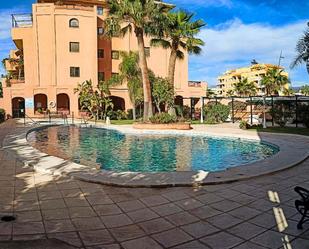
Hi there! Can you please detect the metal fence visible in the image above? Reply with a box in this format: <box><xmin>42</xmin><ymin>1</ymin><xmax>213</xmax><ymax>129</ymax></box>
<box><xmin>184</xmin><ymin>96</ymin><xmax>309</xmax><ymax>128</ymax></box>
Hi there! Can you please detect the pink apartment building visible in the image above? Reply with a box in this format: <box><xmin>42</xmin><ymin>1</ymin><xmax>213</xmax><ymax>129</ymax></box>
<box><xmin>0</xmin><ymin>0</ymin><xmax>207</xmax><ymax>118</ymax></box>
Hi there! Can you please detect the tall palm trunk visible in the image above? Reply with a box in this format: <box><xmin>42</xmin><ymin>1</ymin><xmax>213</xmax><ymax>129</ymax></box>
<box><xmin>132</xmin><ymin>104</ymin><xmax>136</xmax><ymax>121</ymax></box>
<box><xmin>168</xmin><ymin>49</ymin><xmax>177</xmax><ymax>87</ymax></box>
<box><xmin>135</xmin><ymin>28</ymin><xmax>153</xmax><ymax>120</ymax></box>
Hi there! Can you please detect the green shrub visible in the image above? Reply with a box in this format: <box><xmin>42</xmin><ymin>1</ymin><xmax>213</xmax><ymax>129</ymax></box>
<box><xmin>203</xmin><ymin>103</ymin><xmax>230</xmax><ymax>124</ymax></box>
<box><xmin>108</xmin><ymin>110</ymin><xmax>127</xmax><ymax>120</ymax></box>
<box><xmin>270</xmin><ymin>106</ymin><xmax>292</xmax><ymax>128</ymax></box>
<box><xmin>149</xmin><ymin>113</ymin><xmax>177</xmax><ymax>124</ymax></box>
<box><xmin>239</xmin><ymin>120</ymin><xmax>248</xmax><ymax>130</ymax></box>
<box><xmin>297</xmin><ymin>104</ymin><xmax>309</xmax><ymax>128</ymax></box>
<box><xmin>0</xmin><ymin>108</ymin><xmax>5</xmax><ymax>123</ymax></box>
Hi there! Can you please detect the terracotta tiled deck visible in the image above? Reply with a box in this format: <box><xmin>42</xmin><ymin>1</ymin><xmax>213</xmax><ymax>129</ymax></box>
<box><xmin>0</xmin><ymin>120</ymin><xmax>309</xmax><ymax>249</ymax></box>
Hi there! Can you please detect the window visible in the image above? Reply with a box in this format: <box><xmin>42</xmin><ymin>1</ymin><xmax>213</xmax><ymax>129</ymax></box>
<box><xmin>70</xmin><ymin>67</ymin><xmax>80</xmax><ymax>77</ymax></box>
<box><xmin>98</xmin><ymin>72</ymin><xmax>105</xmax><ymax>81</ymax></box>
<box><xmin>98</xmin><ymin>49</ymin><xmax>104</xmax><ymax>58</ymax></box>
<box><xmin>69</xmin><ymin>18</ymin><xmax>79</xmax><ymax>28</ymax></box>
<box><xmin>69</xmin><ymin>42</ymin><xmax>79</xmax><ymax>52</ymax></box>
<box><xmin>97</xmin><ymin>27</ymin><xmax>104</xmax><ymax>35</ymax></box>
<box><xmin>111</xmin><ymin>51</ymin><xmax>119</xmax><ymax>60</ymax></box>
<box><xmin>97</xmin><ymin>6</ymin><xmax>104</xmax><ymax>15</ymax></box>
<box><xmin>145</xmin><ymin>47</ymin><xmax>150</xmax><ymax>57</ymax></box>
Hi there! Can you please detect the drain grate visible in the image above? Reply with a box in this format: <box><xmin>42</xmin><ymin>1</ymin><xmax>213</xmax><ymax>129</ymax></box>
<box><xmin>1</xmin><ymin>215</ymin><xmax>16</xmax><ymax>222</ymax></box>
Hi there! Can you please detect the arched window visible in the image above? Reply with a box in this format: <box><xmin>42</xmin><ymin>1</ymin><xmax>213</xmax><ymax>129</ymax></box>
<box><xmin>69</xmin><ymin>18</ymin><xmax>79</xmax><ymax>28</ymax></box>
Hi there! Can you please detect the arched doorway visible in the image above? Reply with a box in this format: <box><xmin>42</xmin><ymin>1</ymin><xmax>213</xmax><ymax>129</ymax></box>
<box><xmin>12</xmin><ymin>97</ymin><xmax>25</xmax><ymax>118</ymax></box>
<box><xmin>175</xmin><ymin>95</ymin><xmax>184</xmax><ymax>106</ymax></box>
<box><xmin>110</xmin><ymin>96</ymin><xmax>125</xmax><ymax>111</ymax></box>
<box><xmin>57</xmin><ymin>93</ymin><xmax>70</xmax><ymax>114</ymax></box>
<box><xmin>34</xmin><ymin>94</ymin><xmax>47</xmax><ymax>114</ymax></box>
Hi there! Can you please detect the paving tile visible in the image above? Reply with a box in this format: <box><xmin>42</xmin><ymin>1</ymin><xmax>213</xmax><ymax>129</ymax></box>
<box><xmin>248</xmin><ymin>212</ymin><xmax>277</xmax><ymax>229</ymax></box>
<box><xmin>12</xmin><ymin>234</ymin><xmax>46</xmax><ymax>241</ymax></box>
<box><xmin>195</xmin><ymin>193</ymin><xmax>224</xmax><ymax>204</ymax></box>
<box><xmin>68</xmin><ymin>206</ymin><xmax>97</xmax><ymax>218</ymax></box>
<box><xmin>118</xmin><ymin>200</ymin><xmax>146</xmax><ymax>212</ymax></box>
<box><xmin>200</xmin><ymin>231</ymin><xmax>244</xmax><ymax>249</ymax></box>
<box><xmin>48</xmin><ymin>231</ymin><xmax>83</xmax><ymax>247</ymax></box>
<box><xmin>287</xmin><ymin>238</ymin><xmax>309</xmax><ymax>249</ymax></box>
<box><xmin>247</xmin><ymin>199</ymin><xmax>274</xmax><ymax>212</ymax></box>
<box><xmin>151</xmin><ymin>203</ymin><xmax>183</xmax><ymax>217</ymax></box>
<box><xmin>109</xmin><ymin>193</ymin><xmax>135</xmax><ymax>203</ymax></box>
<box><xmin>162</xmin><ymin>191</ymin><xmax>190</xmax><ymax>202</ymax></box>
<box><xmin>110</xmin><ymin>224</ymin><xmax>145</xmax><ymax>242</ymax></box>
<box><xmin>44</xmin><ymin>219</ymin><xmax>75</xmax><ymax>233</ymax></box>
<box><xmin>121</xmin><ymin>236</ymin><xmax>163</xmax><ymax>249</ymax></box>
<box><xmin>166</xmin><ymin>211</ymin><xmax>199</xmax><ymax>226</ymax></box>
<box><xmin>13</xmin><ymin>221</ymin><xmax>45</xmax><ymax>235</ymax></box>
<box><xmin>60</xmin><ymin>189</ymin><xmax>84</xmax><ymax>198</ymax></box>
<box><xmin>93</xmin><ymin>204</ymin><xmax>122</xmax><ymax>216</ymax></box>
<box><xmin>174</xmin><ymin>198</ymin><xmax>204</xmax><ymax>211</ymax></box>
<box><xmin>0</xmin><ymin>222</ymin><xmax>13</xmax><ymax>235</ymax></box>
<box><xmin>228</xmin><ymin>206</ymin><xmax>262</xmax><ymax>220</ymax></box>
<box><xmin>229</xmin><ymin>193</ymin><xmax>256</xmax><ymax>205</ymax></box>
<box><xmin>14</xmin><ymin>200</ymin><xmax>40</xmax><ymax>211</ymax></box>
<box><xmin>38</xmin><ymin>190</ymin><xmax>63</xmax><ymax>200</ymax></box>
<box><xmin>79</xmin><ymin>229</ymin><xmax>115</xmax><ymax>246</ymax></box>
<box><xmin>232</xmin><ymin>241</ymin><xmax>267</xmax><ymax>249</ymax></box>
<box><xmin>228</xmin><ymin>222</ymin><xmax>267</xmax><ymax>240</ymax></box>
<box><xmin>85</xmin><ymin>244</ymin><xmax>120</xmax><ymax>249</ymax></box>
<box><xmin>127</xmin><ymin>208</ymin><xmax>159</xmax><ymax>223</ymax></box>
<box><xmin>64</xmin><ymin>197</ymin><xmax>90</xmax><ymax>207</ymax></box>
<box><xmin>56</xmin><ymin>181</ymin><xmax>80</xmax><ymax>190</ymax></box>
<box><xmin>40</xmin><ymin>199</ymin><xmax>67</xmax><ymax>210</ymax></box>
<box><xmin>100</xmin><ymin>214</ymin><xmax>133</xmax><ymax>228</ymax></box>
<box><xmin>72</xmin><ymin>217</ymin><xmax>105</xmax><ymax>231</ymax></box>
<box><xmin>87</xmin><ymin>195</ymin><xmax>114</xmax><ymax>205</ymax></box>
<box><xmin>208</xmin><ymin>213</ymin><xmax>243</xmax><ymax>229</ymax></box>
<box><xmin>15</xmin><ymin>210</ymin><xmax>42</xmax><ymax>222</ymax></box>
<box><xmin>152</xmin><ymin>228</ymin><xmax>193</xmax><ymax>248</ymax></box>
<box><xmin>140</xmin><ymin>195</ymin><xmax>169</xmax><ymax>207</ymax></box>
<box><xmin>189</xmin><ymin>205</ymin><xmax>222</xmax><ymax>219</ymax></box>
<box><xmin>251</xmin><ymin>230</ymin><xmax>294</xmax><ymax>249</ymax></box>
<box><xmin>181</xmin><ymin>221</ymin><xmax>219</xmax><ymax>238</ymax></box>
<box><xmin>171</xmin><ymin>240</ymin><xmax>211</xmax><ymax>249</ymax></box>
<box><xmin>42</xmin><ymin>208</ymin><xmax>70</xmax><ymax>220</ymax></box>
<box><xmin>210</xmin><ymin>199</ymin><xmax>242</xmax><ymax>212</ymax></box>
<box><xmin>139</xmin><ymin>218</ymin><xmax>174</xmax><ymax>234</ymax></box>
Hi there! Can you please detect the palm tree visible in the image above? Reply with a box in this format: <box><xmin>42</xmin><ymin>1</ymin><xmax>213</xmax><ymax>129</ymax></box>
<box><xmin>260</xmin><ymin>68</ymin><xmax>290</xmax><ymax>96</ymax></box>
<box><xmin>105</xmin><ymin>0</ymin><xmax>169</xmax><ymax>120</ymax></box>
<box><xmin>234</xmin><ymin>78</ymin><xmax>257</xmax><ymax>97</ymax></box>
<box><xmin>282</xmin><ymin>87</ymin><xmax>295</xmax><ymax>96</ymax></box>
<box><xmin>301</xmin><ymin>85</ymin><xmax>309</xmax><ymax>96</ymax></box>
<box><xmin>151</xmin><ymin>11</ymin><xmax>205</xmax><ymax>87</ymax></box>
<box><xmin>291</xmin><ymin>23</ymin><xmax>309</xmax><ymax>74</ymax></box>
<box><xmin>110</xmin><ymin>51</ymin><xmax>143</xmax><ymax>120</ymax></box>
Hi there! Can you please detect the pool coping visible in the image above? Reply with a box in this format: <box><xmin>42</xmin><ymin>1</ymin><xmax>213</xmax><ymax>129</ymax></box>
<box><xmin>3</xmin><ymin>124</ymin><xmax>309</xmax><ymax>187</ymax></box>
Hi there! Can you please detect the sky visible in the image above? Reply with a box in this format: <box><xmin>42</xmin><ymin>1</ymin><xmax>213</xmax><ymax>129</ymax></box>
<box><xmin>0</xmin><ymin>0</ymin><xmax>308</xmax><ymax>87</ymax></box>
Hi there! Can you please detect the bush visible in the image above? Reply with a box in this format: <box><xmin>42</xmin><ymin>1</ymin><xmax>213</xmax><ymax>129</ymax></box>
<box><xmin>239</xmin><ymin>120</ymin><xmax>248</xmax><ymax>130</ymax></box>
<box><xmin>149</xmin><ymin>113</ymin><xmax>177</xmax><ymax>124</ymax></box>
<box><xmin>108</xmin><ymin>110</ymin><xmax>127</xmax><ymax>120</ymax></box>
<box><xmin>270</xmin><ymin>106</ymin><xmax>292</xmax><ymax>128</ymax></box>
<box><xmin>0</xmin><ymin>108</ymin><xmax>5</xmax><ymax>123</ymax></box>
<box><xmin>203</xmin><ymin>103</ymin><xmax>230</xmax><ymax>124</ymax></box>
<box><xmin>297</xmin><ymin>104</ymin><xmax>309</xmax><ymax>128</ymax></box>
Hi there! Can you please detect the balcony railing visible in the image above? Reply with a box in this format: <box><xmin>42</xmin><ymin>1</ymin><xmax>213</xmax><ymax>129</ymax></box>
<box><xmin>12</xmin><ymin>14</ymin><xmax>33</xmax><ymax>28</ymax></box>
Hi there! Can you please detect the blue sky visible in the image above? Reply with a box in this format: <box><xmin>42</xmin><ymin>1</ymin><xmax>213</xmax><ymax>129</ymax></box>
<box><xmin>0</xmin><ymin>0</ymin><xmax>308</xmax><ymax>87</ymax></box>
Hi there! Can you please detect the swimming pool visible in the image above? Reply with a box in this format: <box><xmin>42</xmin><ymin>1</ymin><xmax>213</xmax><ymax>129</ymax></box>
<box><xmin>27</xmin><ymin>126</ymin><xmax>279</xmax><ymax>173</ymax></box>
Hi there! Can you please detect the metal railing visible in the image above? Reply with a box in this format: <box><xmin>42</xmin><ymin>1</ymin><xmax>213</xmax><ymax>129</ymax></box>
<box><xmin>12</xmin><ymin>14</ymin><xmax>33</xmax><ymax>28</ymax></box>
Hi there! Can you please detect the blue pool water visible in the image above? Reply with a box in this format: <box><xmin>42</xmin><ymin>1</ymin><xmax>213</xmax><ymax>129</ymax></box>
<box><xmin>27</xmin><ymin>126</ymin><xmax>279</xmax><ymax>172</ymax></box>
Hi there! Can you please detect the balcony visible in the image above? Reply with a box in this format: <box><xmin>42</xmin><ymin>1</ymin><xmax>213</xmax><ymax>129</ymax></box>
<box><xmin>12</xmin><ymin>14</ymin><xmax>33</xmax><ymax>28</ymax></box>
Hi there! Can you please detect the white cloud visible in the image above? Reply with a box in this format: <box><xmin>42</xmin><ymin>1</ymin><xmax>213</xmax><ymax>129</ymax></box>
<box><xmin>190</xmin><ymin>19</ymin><xmax>309</xmax><ymax>86</ymax></box>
